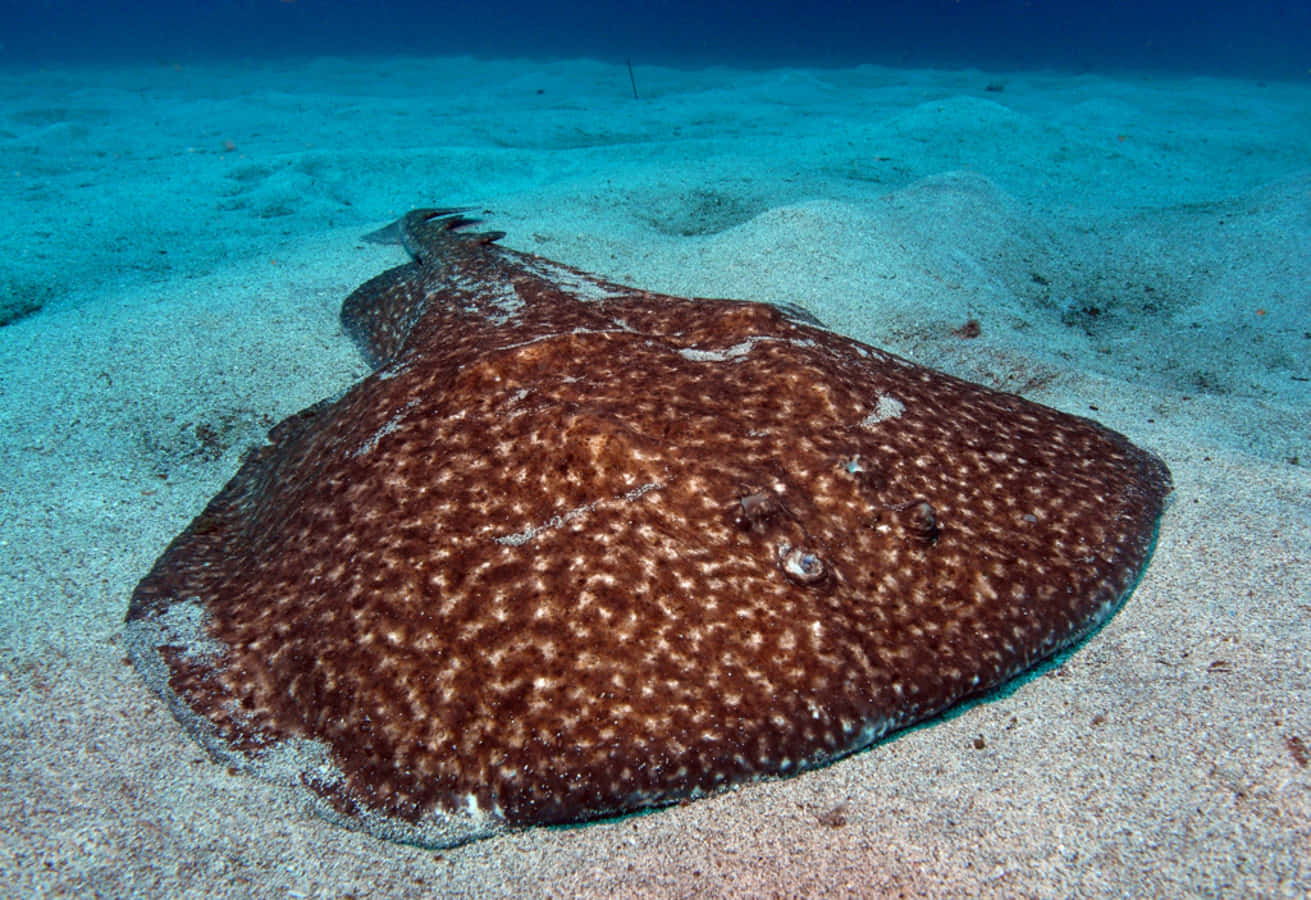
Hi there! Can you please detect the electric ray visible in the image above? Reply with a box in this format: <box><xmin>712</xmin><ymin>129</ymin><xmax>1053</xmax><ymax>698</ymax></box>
<box><xmin>126</xmin><ymin>208</ymin><xmax>1171</xmax><ymax>847</ymax></box>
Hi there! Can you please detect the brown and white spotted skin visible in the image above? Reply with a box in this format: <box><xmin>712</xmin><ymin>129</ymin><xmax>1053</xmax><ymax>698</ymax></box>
<box><xmin>125</xmin><ymin>209</ymin><xmax>1171</xmax><ymax>847</ymax></box>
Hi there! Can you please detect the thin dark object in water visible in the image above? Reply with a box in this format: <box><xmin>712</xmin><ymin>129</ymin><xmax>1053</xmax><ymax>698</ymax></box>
<box><xmin>627</xmin><ymin>58</ymin><xmax>639</xmax><ymax>99</ymax></box>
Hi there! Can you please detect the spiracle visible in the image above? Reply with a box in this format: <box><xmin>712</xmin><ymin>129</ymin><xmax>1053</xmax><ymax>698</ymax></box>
<box><xmin>779</xmin><ymin>544</ymin><xmax>828</xmax><ymax>586</ymax></box>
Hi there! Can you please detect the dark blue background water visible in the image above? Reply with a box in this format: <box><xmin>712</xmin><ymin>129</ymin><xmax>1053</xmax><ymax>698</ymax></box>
<box><xmin>1</xmin><ymin>1</ymin><xmax>1307</xmax><ymax>76</ymax></box>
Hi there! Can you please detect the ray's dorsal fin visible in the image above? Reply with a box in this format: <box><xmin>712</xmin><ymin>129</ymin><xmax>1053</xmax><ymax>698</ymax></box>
<box><xmin>361</xmin><ymin>208</ymin><xmax>504</xmax><ymax>261</ymax></box>
<box><xmin>360</xmin><ymin>206</ymin><xmax>476</xmax><ymax>247</ymax></box>
<box><xmin>343</xmin><ymin>209</ymin><xmax>507</xmax><ymax>367</ymax></box>
<box><xmin>395</xmin><ymin>208</ymin><xmax>506</xmax><ymax>263</ymax></box>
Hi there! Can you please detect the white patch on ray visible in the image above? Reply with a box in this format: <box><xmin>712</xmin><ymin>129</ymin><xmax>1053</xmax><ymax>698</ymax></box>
<box><xmin>447</xmin><ymin>269</ymin><xmax>524</xmax><ymax>324</ymax></box>
<box><xmin>860</xmin><ymin>393</ymin><xmax>905</xmax><ymax>427</ymax></box>
<box><xmin>518</xmin><ymin>258</ymin><xmax>633</xmax><ymax>302</ymax></box>
<box><xmin>495</xmin><ymin>481</ymin><xmax>663</xmax><ymax>546</ymax></box>
<box><xmin>678</xmin><ymin>338</ymin><xmax>762</xmax><ymax>362</ymax></box>
<box><xmin>374</xmin><ymin>361</ymin><xmax>410</xmax><ymax>381</ymax></box>
<box><xmin>678</xmin><ymin>334</ymin><xmax>817</xmax><ymax>363</ymax></box>
<box><xmin>353</xmin><ymin>398</ymin><xmax>421</xmax><ymax>457</ymax></box>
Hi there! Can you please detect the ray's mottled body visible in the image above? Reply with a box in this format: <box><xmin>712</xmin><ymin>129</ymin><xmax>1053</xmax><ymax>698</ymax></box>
<box><xmin>126</xmin><ymin>210</ymin><xmax>1170</xmax><ymax>847</ymax></box>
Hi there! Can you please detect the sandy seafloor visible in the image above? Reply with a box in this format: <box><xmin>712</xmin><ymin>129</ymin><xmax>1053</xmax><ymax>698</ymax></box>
<box><xmin>0</xmin><ymin>56</ymin><xmax>1308</xmax><ymax>898</ymax></box>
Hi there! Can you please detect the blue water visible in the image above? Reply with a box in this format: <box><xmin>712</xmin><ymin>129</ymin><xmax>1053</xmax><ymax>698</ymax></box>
<box><xmin>2</xmin><ymin>0</ymin><xmax>1307</xmax><ymax>77</ymax></box>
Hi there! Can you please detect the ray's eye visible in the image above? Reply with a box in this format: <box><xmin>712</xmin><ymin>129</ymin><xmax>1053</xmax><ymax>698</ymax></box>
<box><xmin>734</xmin><ymin>490</ymin><xmax>781</xmax><ymax>530</ymax></box>
<box><xmin>904</xmin><ymin>499</ymin><xmax>940</xmax><ymax>545</ymax></box>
